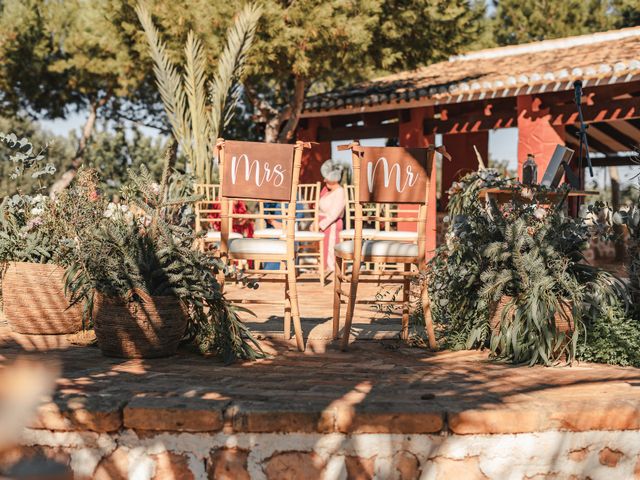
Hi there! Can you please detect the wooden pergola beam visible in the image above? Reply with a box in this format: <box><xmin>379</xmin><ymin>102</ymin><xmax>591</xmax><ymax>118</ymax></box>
<box><xmin>549</xmin><ymin>97</ymin><xmax>640</xmax><ymax>126</ymax></box>
<box><xmin>590</xmin><ymin>122</ymin><xmax>638</xmax><ymax>151</ymax></box>
<box><xmin>317</xmin><ymin>123</ymin><xmax>399</xmax><ymax>141</ymax></box>
<box><xmin>566</xmin><ymin>124</ymin><xmax>617</xmax><ymax>155</ymax></box>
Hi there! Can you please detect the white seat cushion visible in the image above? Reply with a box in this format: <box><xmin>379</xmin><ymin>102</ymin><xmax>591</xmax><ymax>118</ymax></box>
<box><xmin>253</xmin><ymin>228</ymin><xmax>281</xmax><ymax>238</ymax></box>
<box><xmin>205</xmin><ymin>231</ymin><xmax>242</xmax><ymax>240</ymax></box>
<box><xmin>335</xmin><ymin>240</ymin><xmax>419</xmax><ymax>257</ymax></box>
<box><xmin>373</xmin><ymin>230</ymin><xmax>418</xmax><ymax>241</ymax></box>
<box><xmin>254</xmin><ymin>228</ymin><xmax>323</xmax><ymax>241</ymax></box>
<box><xmin>228</xmin><ymin>238</ymin><xmax>287</xmax><ymax>256</ymax></box>
<box><xmin>339</xmin><ymin>228</ymin><xmax>379</xmax><ymax>240</ymax></box>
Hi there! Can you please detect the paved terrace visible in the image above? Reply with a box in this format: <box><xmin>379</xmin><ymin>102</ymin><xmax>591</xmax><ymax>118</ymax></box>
<box><xmin>1</xmin><ymin>281</ymin><xmax>640</xmax><ymax>479</ymax></box>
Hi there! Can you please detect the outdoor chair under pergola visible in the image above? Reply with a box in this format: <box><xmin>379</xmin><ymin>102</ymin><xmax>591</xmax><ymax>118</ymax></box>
<box><xmin>215</xmin><ymin>139</ymin><xmax>310</xmax><ymax>351</ymax></box>
<box><xmin>332</xmin><ymin>142</ymin><xmax>445</xmax><ymax>350</ymax></box>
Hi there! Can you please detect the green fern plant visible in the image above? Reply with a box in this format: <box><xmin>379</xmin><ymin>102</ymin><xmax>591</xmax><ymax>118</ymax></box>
<box><xmin>62</xmin><ymin>143</ymin><xmax>264</xmax><ymax>362</ymax></box>
<box><xmin>136</xmin><ymin>1</ymin><xmax>261</xmax><ymax>184</ymax></box>
<box><xmin>424</xmin><ymin>170</ymin><xmax>630</xmax><ymax>366</ymax></box>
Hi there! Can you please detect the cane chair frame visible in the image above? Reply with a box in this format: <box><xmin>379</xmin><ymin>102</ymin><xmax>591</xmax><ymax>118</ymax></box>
<box><xmin>217</xmin><ymin>139</ymin><xmax>309</xmax><ymax>351</ymax></box>
<box><xmin>332</xmin><ymin>142</ymin><xmax>438</xmax><ymax>351</ymax></box>
<box><xmin>254</xmin><ymin>183</ymin><xmax>326</xmax><ymax>283</ymax></box>
<box><xmin>194</xmin><ymin>184</ymin><xmax>229</xmax><ymax>253</ymax></box>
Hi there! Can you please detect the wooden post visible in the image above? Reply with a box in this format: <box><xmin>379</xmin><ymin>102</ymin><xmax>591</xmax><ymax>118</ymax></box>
<box><xmin>341</xmin><ymin>142</ymin><xmax>362</xmax><ymax>351</ymax></box>
<box><xmin>286</xmin><ymin>143</ymin><xmax>306</xmax><ymax>351</ymax></box>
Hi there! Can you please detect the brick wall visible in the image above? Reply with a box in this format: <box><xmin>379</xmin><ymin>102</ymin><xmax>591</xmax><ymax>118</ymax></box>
<box><xmin>4</xmin><ymin>428</ymin><xmax>640</xmax><ymax>479</ymax></box>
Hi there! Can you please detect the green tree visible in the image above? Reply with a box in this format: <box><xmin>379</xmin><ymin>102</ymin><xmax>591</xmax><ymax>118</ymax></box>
<box><xmin>243</xmin><ymin>0</ymin><xmax>487</xmax><ymax>142</ymax></box>
<box><xmin>492</xmin><ymin>0</ymin><xmax>638</xmax><ymax>46</ymax></box>
<box><xmin>136</xmin><ymin>1</ymin><xmax>261</xmax><ymax>184</ymax></box>
<box><xmin>611</xmin><ymin>0</ymin><xmax>640</xmax><ymax>28</ymax></box>
<box><xmin>81</xmin><ymin>125</ymin><xmax>170</xmax><ymax>196</ymax></box>
<box><xmin>0</xmin><ymin>0</ymin><xmax>154</xmax><ymax>193</ymax></box>
<box><xmin>0</xmin><ymin>116</ymin><xmax>75</xmax><ymax>197</ymax></box>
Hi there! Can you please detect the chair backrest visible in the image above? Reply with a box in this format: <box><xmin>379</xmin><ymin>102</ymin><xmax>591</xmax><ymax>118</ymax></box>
<box><xmin>295</xmin><ymin>182</ymin><xmax>321</xmax><ymax>231</ymax></box>
<box><xmin>339</xmin><ymin>142</ymin><xmax>439</xmax><ymax>264</ymax></box>
<box><xmin>216</xmin><ymin>139</ymin><xmax>309</xmax><ymax>254</ymax></box>
<box><xmin>257</xmin><ymin>182</ymin><xmax>321</xmax><ymax>231</ymax></box>
<box><xmin>344</xmin><ymin>184</ymin><xmax>384</xmax><ymax>232</ymax></box>
<box><xmin>194</xmin><ymin>184</ymin><xmax>229</xmax><ymax>236</ymax></box>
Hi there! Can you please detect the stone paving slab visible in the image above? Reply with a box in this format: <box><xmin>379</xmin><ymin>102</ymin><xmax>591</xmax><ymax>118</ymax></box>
<box><xmin>2</xmin><ymin>324</ymin><xmax>640</xmax><ymax>437</ymax></box>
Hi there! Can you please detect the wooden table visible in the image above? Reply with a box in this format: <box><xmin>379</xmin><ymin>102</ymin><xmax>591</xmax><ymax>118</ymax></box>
<box><xmin>479</xmin><ymin>187</ymin><xmax>598</xmax><ymax>205</ymax></box>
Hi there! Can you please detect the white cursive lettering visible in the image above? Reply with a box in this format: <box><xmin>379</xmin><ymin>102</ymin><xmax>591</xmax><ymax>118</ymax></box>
<box><xmin>231</xmin><ymin>154</ymin><xmax>286</xmax><ymax>187</ymax></box>
<box><xmin>367</xmin><ymin>157</ymin><xmax>419</xmax><ymax>193</ymax></box>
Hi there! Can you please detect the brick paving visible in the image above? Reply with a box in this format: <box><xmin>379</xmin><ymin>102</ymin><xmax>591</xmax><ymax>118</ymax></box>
<box><xmin>2</xmin><ymin>279</ymin><xmax>640</xmax><ymax>438</ymax></box>
<box><xmin>2</xmin><ymin>323</ymin><xmax>640</xmax><ymax>436</ymax></box>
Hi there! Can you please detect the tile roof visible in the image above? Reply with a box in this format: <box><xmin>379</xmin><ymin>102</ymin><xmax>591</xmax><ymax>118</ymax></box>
<box><xmin>302</xmin><ymin>27</ymin><xmax>640</xmax><ymax>116</ymax></box>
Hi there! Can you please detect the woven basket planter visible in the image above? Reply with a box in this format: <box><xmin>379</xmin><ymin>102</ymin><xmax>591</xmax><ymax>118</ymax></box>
<box><xmin>2</xmin><ymin>262</ymin><xmax>83</xmax><ymax>335</ymax></box>
<box><xmin>490</xmin><ymin>295</ymin><xmax>574</xmax><ymax>334</ymax></box>
<box><xmin>93</xmin><ymin>289</ymin><xmax>188</xmax><ymax>359</ymax></box>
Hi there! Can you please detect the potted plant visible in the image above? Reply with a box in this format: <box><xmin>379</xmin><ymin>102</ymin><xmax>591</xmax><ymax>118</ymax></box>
<box><xmin>64</xmin><ymin>144</ymin><xmax>264</xmax><ymax>361</ymax></box>
<box><xmin>426</xmin><ymin>170</ymin><xmax>627</xmax><ymax>365</ymax></box>
<box><xmin>0</xmin><ymin>133</ymin><xmax>84</xmax><ymax>335</ymax></box>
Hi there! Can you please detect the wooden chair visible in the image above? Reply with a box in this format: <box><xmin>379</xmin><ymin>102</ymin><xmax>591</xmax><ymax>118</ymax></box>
<box><xmin>339</xmin><ymin>185</ymin><xmax>382</xmax><ymax>241</ymax></box>
<box><xmin>332</xmin><ymin>142</ymin><xmax>444</xmax><ymax>351</ymax></box>
<box><xmin>216</xmin><ymin>139</ymin><xmax>310</xmax><ymax>351</ymax></box>
<box><xmin>372</xmin><ymin>203</ymin><xmax>420</xmax><ymax>243</ymax></box>
<box><xmin>194</xmin><ymin>184</ymin><xmax>242</xmax><ymax>253</ymax></box>
<box><xmin>253</xmin><ymin>183</ymin><xmax>326</xmax><ymax>283</ymax></box>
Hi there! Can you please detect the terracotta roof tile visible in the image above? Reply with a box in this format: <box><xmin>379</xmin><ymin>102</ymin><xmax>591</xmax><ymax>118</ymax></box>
<box><xmin>303</xmin><ymin>27</ymin><xmax>640</xmax><ymax>115</ymax></box>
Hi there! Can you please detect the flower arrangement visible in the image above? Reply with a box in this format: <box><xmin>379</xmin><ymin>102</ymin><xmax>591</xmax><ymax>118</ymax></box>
<box><xmin>0</xmin><ymin>134</ymin><xmax>58</xmax><ymax>265</ymax></box>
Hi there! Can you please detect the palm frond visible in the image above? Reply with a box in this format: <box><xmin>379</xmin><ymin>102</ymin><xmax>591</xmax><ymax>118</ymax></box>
<box><xmin>135</xmin><ymin>2</ymin><xmax>192</xmax><ymax>161</ymax></box>
<box><xmin>183</xmin><ymin>31</ymin><xmax>210</xmax><ymax>183</ymax></box>
<box><xmin>209</xmin><ymin>2</ymin><xmax>262</xmax><ymax>149</ymax></box>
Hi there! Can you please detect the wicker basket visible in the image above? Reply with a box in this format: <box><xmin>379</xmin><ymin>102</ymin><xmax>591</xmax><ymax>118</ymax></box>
<box><xmin>2</xmin><ymin>262</ymin><xmax>83</xmax><ymax>335</ymax></box>
<box><xmin>93</xmin><ymin>289</ymin><xmax>188</xmax><ymax>358</ymax></box>
<box><xmin>490</xmin><ymin>295</ymin><xmax>574</xmax><ymax>333</ymax></box>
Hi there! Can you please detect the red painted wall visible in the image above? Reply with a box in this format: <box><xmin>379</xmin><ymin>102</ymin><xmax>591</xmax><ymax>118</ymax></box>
<box><xmin>517</xmin><ymin>95</ymin><xmax>565</xmax><ymax>179</ymax></box>
<box><xmin>441</xmin><ymin>131</ymin><xmax>488</xmax><ymax>209</ymax></box>
<box><xmin>297</xmin><ymin>118</ymin><xmax>331</xmax><ymax>184</ymax></box>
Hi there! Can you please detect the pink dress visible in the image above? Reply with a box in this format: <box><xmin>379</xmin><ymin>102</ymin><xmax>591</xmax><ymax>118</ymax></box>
<box><xmin>319</xmin><ymin>186</ymin><xmax>346</xmax><ymax>271</ymax></box>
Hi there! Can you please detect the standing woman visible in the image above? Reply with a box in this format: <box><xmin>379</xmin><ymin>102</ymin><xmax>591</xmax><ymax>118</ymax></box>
<box><xmin>318</xmin><ymin>159</ymin><xmax>346</xmax><ymax>273</ymax></box>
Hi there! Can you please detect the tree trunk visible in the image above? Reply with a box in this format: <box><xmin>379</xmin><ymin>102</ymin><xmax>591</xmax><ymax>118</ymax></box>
<box><xmin>610</xmin><ymin>165</ymin><xmax>625</xmax><ymax>262</ymax></box>
<box><xmin>49</xmin><ymin>98</ymin><xmax>103</xmax><ymax>197</ymax></box>
<box><xmin>264</xmin><ymin>116</ymin><xmax>281</xmax><ymax>143</ymax></box>
<box><xmin>277</xmin><ymin>76</ymin><xmax>306</xmax><ymax>143</ymax></box>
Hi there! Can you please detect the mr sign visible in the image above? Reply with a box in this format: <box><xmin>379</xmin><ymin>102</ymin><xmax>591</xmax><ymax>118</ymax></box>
<box><xmin>358</xmin><ymin>146</ymin><xmax>429</xmax><ymax>203</ymax></box>
<box><xmin>222</xmin><ymin>140</ymin><xmax>295</xmax><ymax>201</ymax></box>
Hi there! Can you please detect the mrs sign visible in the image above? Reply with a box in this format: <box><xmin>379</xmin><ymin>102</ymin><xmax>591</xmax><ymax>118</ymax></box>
<box><xmin>358</xmin><ymin>146</ymin><xmax>428</xmax><ymax>203</ymax></box>
<box><xmin>221</xmin><ymin>140</ymin><xmax>295</xmax><ymax>201</ymax></box>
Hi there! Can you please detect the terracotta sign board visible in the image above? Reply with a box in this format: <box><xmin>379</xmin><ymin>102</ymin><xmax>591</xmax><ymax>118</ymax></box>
<box><xmin>358</xmin><ymin>146</ymin><xmax>429</xmax><ymax>203</ymax></box>
<box><xmin>222</xmin><ymin>140</ymin><xmax>295</xmax><ymax>201</ymax></box>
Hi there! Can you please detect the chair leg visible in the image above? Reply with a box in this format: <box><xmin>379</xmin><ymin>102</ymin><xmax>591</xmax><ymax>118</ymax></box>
<box><xmin>401</xmin><ymin>263</ymin><xmax>411</xmax><ymax>341</ymax></box>
<box><xmin>332</xmin><ymin>256</ymin><xmax>343</xmax><ymax>340</ymax></box>
<box><xmin>318</xmin><ymin>240</ymin><xmax>325</xmax><ymax>285</ymax></box>
<box><xmin>341</xmin><ymin>256</ymin><xmax>361</xmax><ymax>351</ymax></box>
<box><xmin>283</xmin><ymin>261</ymin><xmax>291</xmax><ymax>340</ymax></box>
<box><xmin>286</xmin><ymin>259</ymin><xmax>305</xmax><ymax>351</ymax></box>
<box><xmin>421</xmin><ymin>281</ymin><xmax>438</xmax><ymax>350</ymax></box>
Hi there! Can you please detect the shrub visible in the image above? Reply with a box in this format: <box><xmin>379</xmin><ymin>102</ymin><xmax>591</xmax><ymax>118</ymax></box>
<box><xmin>425</xmin><ymin>169</ymin><xmax>629</xmax><ymax>366</ymax></box>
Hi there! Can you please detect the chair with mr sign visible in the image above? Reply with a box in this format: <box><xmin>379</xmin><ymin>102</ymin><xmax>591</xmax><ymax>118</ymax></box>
<box><xmin>332</xmin><ymin>142</ymin><xmax>446</xmax><ymax>351</ymax></box>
